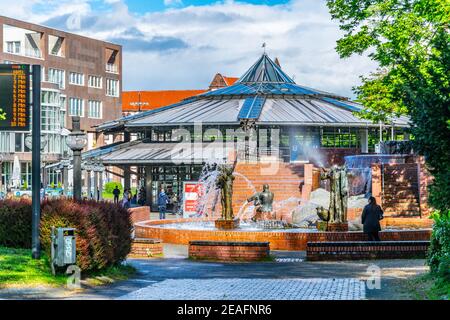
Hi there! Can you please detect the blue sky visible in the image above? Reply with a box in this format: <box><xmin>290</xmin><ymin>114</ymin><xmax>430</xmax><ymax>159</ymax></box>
<box><xmin>122</xmin><ymin>1</ymin><xmax>291</xmax><ymax>13</ymax></box>
<box><xmin>3</xmin><ymin>0</ymin><xmax>376</xmax><ymax>97</ymax></box>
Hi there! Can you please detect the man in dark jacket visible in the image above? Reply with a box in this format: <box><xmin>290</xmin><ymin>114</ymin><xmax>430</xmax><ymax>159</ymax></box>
<box><xmin>361</xmin><ymin>196</ymin><xmax>384</xmax><ymax>241</ymax></box>
<box><xmin>158</xmin><ymin>188</ymin><xmax>169</xmax><ymax>220</ymax></box>
<box><xmin>113</xmin><ymin>186</ymin><xmax>120</xmax><ymax>204</ymax></box>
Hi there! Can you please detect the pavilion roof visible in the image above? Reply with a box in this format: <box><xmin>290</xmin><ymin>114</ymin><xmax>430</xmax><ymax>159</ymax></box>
<box><xmin>96</xmin><ymin>54</ymin><xmax>409</xmax><ymax>133</ymax></box>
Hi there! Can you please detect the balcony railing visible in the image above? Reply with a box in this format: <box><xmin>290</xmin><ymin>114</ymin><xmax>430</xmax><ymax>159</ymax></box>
<box><xmin>106</xmin><ymin>63</ymin><xmax>119</xmax><ymax>73</ymax></box>
<box><xmin>25</xmin><ymin>48</ymin><xmax>42</xmax><ymax>58</ymax></box>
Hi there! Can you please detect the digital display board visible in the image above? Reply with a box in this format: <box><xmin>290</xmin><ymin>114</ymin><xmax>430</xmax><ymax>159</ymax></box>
<box><xmin>0</xmin><ymin>64</ymin><xmax>30</xmax><ymax>131</ymax></box>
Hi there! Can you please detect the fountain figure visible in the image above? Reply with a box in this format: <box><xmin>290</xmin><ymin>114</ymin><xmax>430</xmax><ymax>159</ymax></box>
<box><xmin>214</xmin><ymin>163</ymin><xmax>240</xmax><ymax>229</ymax></box>
<box><xmin>247</xmin><ymin>184</ymin><xmax>275</xmax><ymax>221</ymax></box>
<box><xmin>317</xmin><ymin>165</ymin><xmax>349</xmax><ymax>231</ymax></box>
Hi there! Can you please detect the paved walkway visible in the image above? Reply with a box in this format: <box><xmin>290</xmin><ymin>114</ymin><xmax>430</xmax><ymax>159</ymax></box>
<box><xmin>0</xmin><ymin>244</ymin><xmax>428</xmax><ymax>300</ymax></box>
<box><xmin>117</xmin><ymin>278</ymin><xmax>366</xmax><ymax>300</ymax></box>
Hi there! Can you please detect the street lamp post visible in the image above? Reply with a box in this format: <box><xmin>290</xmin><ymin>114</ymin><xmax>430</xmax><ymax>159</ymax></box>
<box><xmin>66</xmin><ymin>117</ymin><xmax>87</xmax><ymax>201</ymax></box>
<box><xmin>24</xmin><ymin>132</ymin><xmax>48</xmax><ymax>260</ymax></box>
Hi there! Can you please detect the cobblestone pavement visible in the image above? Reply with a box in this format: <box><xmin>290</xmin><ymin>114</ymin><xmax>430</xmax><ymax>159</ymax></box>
<box><xmin>116</xmin><ymin>278</ymin><xmax>366</xmax><ymax>300</ymax></box>
<box><xmin>0</xmin><ymin>245</ymin><xmax>428</xmax><ymax>300</ymax></box>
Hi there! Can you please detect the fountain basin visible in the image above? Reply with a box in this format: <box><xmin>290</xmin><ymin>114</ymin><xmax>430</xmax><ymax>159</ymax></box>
<box><xmin>215</xmin><ymin>218</ymin><xmax>240</xmax><ymax>230</ymax></box>
<box><xmin>134</xmin><ymin>218</ymin><xmax>432</xmax><ymax>251</ymax></box>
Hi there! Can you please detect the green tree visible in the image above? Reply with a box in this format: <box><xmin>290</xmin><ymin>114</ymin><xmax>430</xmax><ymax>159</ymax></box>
<box><xmin>327</xmin><ymin>0</ymin><xmax>450</xmax><ymax>211</ymax></box>
<box><xmin>0</xmin><ymin>108</ymin><xmax>6</xmax><ymax>121</ymax></box>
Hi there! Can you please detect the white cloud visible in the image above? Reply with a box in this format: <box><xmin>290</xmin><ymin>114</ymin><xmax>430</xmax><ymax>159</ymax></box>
<box><xmin>164</xmin><ymin>0</ymin><xmax>183</xmax><ymax>6</ymax></box>
<box><xmin>1</xmin><ymin>0</ymin><xmax>377</xmax><ymax>98</ymax></box>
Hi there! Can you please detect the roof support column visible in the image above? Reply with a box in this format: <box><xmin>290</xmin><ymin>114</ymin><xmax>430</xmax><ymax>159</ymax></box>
<box><xmin>145</xmin><ymin>166</ymin><xmax>152</xmax><ymax>208</ymax></box>
<box><xmin>86</xmin><ymin>169</ymin><xmax>92</xmax><ymax>199</ymax></box>
<box><xmin>360</xmin><ymin>128</ymin><xmax>369</xmax><ymax>154</ymax></box>
<box><xmin>98</xmin><ymin>171</ymin><xmax>103</xmax><ymax>201</ymax></box>
<box><xmin>93</xmin><ymin>171</ymin><xmax>99</xmax><ymax>201</ymax></box>
<box><xmin>124</xmin><ymin>166</ymin><xmax>131</xmax><ymax>191</ymax></box>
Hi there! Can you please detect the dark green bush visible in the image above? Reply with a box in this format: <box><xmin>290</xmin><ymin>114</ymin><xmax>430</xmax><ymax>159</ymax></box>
<box><xmin>427</xmin><ymin>210</ymin><xmax>450</xmax><ymax>280</ymax></box>
<box><xmin>104</xmin><ymin>182</ymin><xmax>123</xmax><ymax>194</ymax></box>
<box><xmin>0</xmin><ymin>199</ymin><xmax>32</xmax><ymax>248</ymax></box>
<box><xmin>0</xmin><ymin>199</ymin><xmax>132</xmax><ymax>272</ymax></box>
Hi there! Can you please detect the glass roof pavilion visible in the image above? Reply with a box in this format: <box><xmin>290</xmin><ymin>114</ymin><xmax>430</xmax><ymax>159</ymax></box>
<box><xmin>87</xmin><ymin>53</ymin><xmax>409</xmax><ymax>167</ymax></box>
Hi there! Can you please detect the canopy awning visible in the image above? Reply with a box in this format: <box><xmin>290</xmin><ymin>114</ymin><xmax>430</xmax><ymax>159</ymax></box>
<box><xmin>83</xmin><ymin>141</ymin><xmax>229</xmax><ymax>165</ymax></box>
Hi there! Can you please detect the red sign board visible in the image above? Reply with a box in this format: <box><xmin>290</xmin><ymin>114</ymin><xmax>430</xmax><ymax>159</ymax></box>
<box><xmin>183</xmin><ymin>181</ymin><xmax>204</xmax><ymax>218</ymax></box>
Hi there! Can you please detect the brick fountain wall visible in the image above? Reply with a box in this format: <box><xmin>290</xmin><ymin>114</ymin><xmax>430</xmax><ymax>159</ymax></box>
<box><xmin>134</xmin><ymin>219</ymin><xmax>431</xmax><ymax>251</ymax></box>
<box><xmin>230</xmin><ymin>161</ymin><xmax>305</xmax><ymax>222</ymax></box>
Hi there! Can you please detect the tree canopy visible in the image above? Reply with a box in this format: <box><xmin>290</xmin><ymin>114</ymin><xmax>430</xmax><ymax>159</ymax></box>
<box><xmin>326</xmin><ymin>0</ymin><xmax>450</xmax><ymax>211</ymax></box>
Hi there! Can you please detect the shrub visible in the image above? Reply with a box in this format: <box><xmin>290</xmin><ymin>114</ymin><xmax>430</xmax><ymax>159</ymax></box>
<box><xmin>104</xmin><ymin>181</ymin><xmax>123</xmax><ymax>194</ymax></box>
<box><xmin>40</xmin><ymin>199</ymin><xmax>133</xmax><ymax>272</ymax></box>
<box><xmin>427</xmin><ymin>210</ymin><xmax>450</xmax><ymax>280</ymax></box>
<box><xmin>0</xmin><ymin>198</ymin><xmax>133</xmax><ymax>273</ymax></box>
<box><xmin>0</xmin><ymin>199</ymin><xmax>32</xmax><ymax>248</ymax></box>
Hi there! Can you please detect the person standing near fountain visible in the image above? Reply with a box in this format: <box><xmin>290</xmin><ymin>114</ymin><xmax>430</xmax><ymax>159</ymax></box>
<box><xmin>362</xmin><ymin>196</ymin><xmax>384</xmax><ymax>241</ymax></box>
<box><xmin>158</xmin><ymin>188</ymin><xmax>169</xmax><ymax>220</ymax></box>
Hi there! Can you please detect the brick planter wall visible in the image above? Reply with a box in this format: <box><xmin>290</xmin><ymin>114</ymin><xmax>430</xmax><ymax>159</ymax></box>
<box><xmin>134</xmin><ymin>218</ymin><xmax>432</xmax><ymax>251</ymax></box>
<box><xmin>129</xmin><ymin>238</ymin><xmax>163</xmax><ymax>258</ymax></box>
<box><xmin>306</xmin><ymin>241</ymin><xmax>430</xmax><ymax>261</ymax></box>
<box><xmin>130</xmin><ymin>206</ymin><xmax>151</xmax><ymax>224</ymax></box>
<box><xmin>189</xmin><ymin>241</ymin><xmax>270</xmax><ymax>262</ymax></box>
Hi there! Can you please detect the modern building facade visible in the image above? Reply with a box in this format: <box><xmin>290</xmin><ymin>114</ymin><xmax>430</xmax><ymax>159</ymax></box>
<box><xmin>85</xmin><ymin>53</ymin><xmax>409</xmax><ymax>210</ymax></box>
<box><xmin>0</xmin><ymin>16</ymin><xmax>122</xmax><ymax>189</ymax></box>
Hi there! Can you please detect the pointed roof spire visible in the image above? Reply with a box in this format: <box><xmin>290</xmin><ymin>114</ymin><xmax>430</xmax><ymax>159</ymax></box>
<box><xmin>237</xmin><ymin>53</ymin><xmax>295</xmax><ymax>84</ymax></box>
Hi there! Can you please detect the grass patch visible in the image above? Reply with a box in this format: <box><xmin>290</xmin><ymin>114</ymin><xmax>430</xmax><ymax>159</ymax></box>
<box><xmin>0</xmin><ymin>247</ymin><xmax>136</xmax><ymax>289</ymax></box>
<box><xmin>0</xmin><ymin>247</ymin><xmax>66</xmax><ymax>288</ymax></box>
<box><xmin>405</xmin><ymin>273</ymin><xmax>449</xmax><ymax>300</ymax></box>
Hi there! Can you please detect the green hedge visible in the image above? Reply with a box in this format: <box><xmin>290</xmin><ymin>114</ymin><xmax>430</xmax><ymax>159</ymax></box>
<box><xmin>427</xmin><ymin>210</ymin><xmax>450</xmax><ymax>281</ymax></box>
<box><xmin>0</xmin><ymin>199</ymin><xmax>132</xmax><ymax>272</ymax></box>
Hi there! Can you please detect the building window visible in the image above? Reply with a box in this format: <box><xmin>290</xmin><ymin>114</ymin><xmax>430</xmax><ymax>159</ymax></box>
<box><xmin>106</xmin><ymin>79</ymin><xmax>119</xmax><ymax>97</ymax></box>
<box><xmin>69</xmin><ymin>72</ymin><xmax>84</xmax><ymax>86</ymax></box>
<box><xmin>48</xmin><ymin>35</ymin><xmax>64</xmax><ymax>57</ymax></box>
<box><xmin>6</xmin><ymin>41</ymin><xmax>21</xmax><ymax>54</ymax></box>
<box><xmin>69</xmin><ymin>98</ymin><xmax>84</xmax><ymax>117</ymax></box>
<box><xmin>88</xmin><ymin>100</ymin><xmax>102</xmax><ymax>119</ymax></box>
<box><xmin>0</xmin><ymin>132</ymin><xmax>11</xmax><ymax>152</ymax></box>
<box><xmin>321</xmin><ymin>127</ymin><xmax>360</xmax><ymax>148</ymax></box>
<box><xmin>48</xmin><ymin>68</ymin><xmax>65</xmax><ymax>89</ymax></box>
<box><xmin>88</xmin><ymin>75</ymin><xmax>102</xmax><ymax>89</ymax></box>
<box><xmin>15</xmin><ymin>133</ymin><xmax>24</xmax><ymax>152</ymax></box>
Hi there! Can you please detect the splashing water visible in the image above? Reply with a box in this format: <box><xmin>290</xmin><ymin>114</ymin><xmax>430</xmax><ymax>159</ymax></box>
<box><xmin>233</xmin><ymin>172</ymin><xmax>257</xmax><ymax>194</ymax></box>
<box><xmin>195</xmin><ymin>162</ymin><xmax>221</xmax><ymax>218</ymax></box>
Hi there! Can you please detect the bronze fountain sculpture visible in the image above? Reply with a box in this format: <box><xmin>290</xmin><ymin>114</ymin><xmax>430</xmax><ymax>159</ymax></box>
<box><xmin>247</xmin><ymin>184</ymin><xmax>275</xmax><ymax>221</ymax></box>
<box><xmin>214</xmin><ymin>162</ymin><xmax>240</xmax><ymax>230</ymax></box>
<box><xmin>317</xmin><ymin>165</ymin><xmax>349</xmax><ymax>231</ymax></box>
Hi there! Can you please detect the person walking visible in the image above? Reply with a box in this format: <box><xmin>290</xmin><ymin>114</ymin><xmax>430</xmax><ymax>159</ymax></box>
<box><xmin>158</xmin><ymin>188</ymin><xmax>169</xmax><ymax>220</ymax></box>
<box><xmin>361</xmin><ymin>196</ymin><xmax>384</xmax><ymax>241</ymax></box>
<box><xmin>122</xmin><ymin>188</ymin><xmax>131</xmax><ymax>209</ymax></box>
<box><xmin>113</xmin><ymin>185</ymin><xmax>120</xmax><ymax>204</ymax></box>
